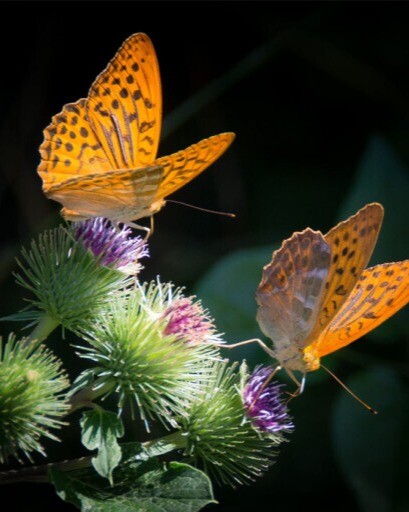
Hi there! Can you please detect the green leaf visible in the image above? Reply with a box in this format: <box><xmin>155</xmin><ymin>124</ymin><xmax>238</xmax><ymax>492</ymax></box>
<box><xmin>195</xmin><ymin>246</ymin><xmax>275</xmax><ymax>365</ymax></box>
<box><xmin>81</xmin><ymin>409</ymin><xmax>124</xmax><ymax>484</ymax></box>
<box><xmin>50</xmin><ymin>460</ymin><xmax>215</xmax><ymax>512</ymax></box>
<box><xmin>332</xmin><ymin>366</ymin><xmax>409</xmax><ymax>512</ymax></box>
<box><xmin>337</xmin><ymin>136</ymin><xmax>409</xmax><ymax>341</ymax></box>
<box><xmin>120</xmin><ymin>435</ymin><xmax>186</xmax><ymax>462</ymax></box>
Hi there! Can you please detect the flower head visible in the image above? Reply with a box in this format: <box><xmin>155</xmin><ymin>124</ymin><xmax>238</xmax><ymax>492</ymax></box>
<box><xmin>0</xmin><ymin>335</ymin><xmax>69</xmax><ymax>463</ymax></box>
<box><xmin>178</xmin><ymin>361</ymin><xmax>283</xmax><ymax>487</ymax></box>
<box><xmin>139</xmin><ymin>280</ymin><xmax>223</xmax><ymax>347</ymax></box>
<box><xmin>15</xmin><ymin>226</ymin><xmax>132</xmax><ymax>330</ymax></box>
<box><xmin>163</xmin><ymin>297</ymin><xmax>217</xmax><ymax>346</ymax></box>
<box><xmin>243</xmin><ymin>365</ymin><xmax>293</xmax><ymax>434</ymax></box>
<box><xmin>75</xmin><ymin>282</ymin><xmax>220</xmax><ymax>430</ymax></box>
<box><xmin>75</xmin><ymin>218</ymin><xmax>148</xmax><ymax>274</ymax></box>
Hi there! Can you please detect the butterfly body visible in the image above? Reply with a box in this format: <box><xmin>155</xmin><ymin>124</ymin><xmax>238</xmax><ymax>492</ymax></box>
<box><xmin>256</xmin><ymin>203</ymin><xmax>409</xmax><ymax>377</ymax></box>
<box><xmin>38</xmin><ymin>34</ymin><xmax>234</xmax><ymax>225</ymax></box>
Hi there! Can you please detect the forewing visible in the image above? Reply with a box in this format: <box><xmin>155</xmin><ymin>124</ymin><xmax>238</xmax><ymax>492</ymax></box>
<box><xmin>315</xmin><ymin>261</ymin><xmax>409</xmax><ymax>357</ymax></box>
<box><xmin>38</xmin><ymin>99</ymin><xmax>111</xmax><ymax>191</ymax></box>
<box><xmin>86</xmin><ymin>33</ymin><xmax>161</xmax><ymax>170</ymax></box>
<box><xmin>303</xmin><ymin>202</ymin><xmax>384</xmax><ymax>345</ymax></box>
<box><xmin>152</xmin><ymin>133</ymin><xmax>235</xmax><ymax>200</ymax></box>
<box><xmin>46</xmin><ymin>165</ymin><xmax>163</xmax><ymax>220</ymax></box>
<box><xmin>256</xmin><ymin>229</ymin><xmax>331</xmax><ymax>350</ymax></box>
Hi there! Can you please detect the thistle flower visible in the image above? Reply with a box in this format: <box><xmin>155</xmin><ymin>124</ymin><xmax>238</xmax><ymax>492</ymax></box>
<box><xmin>243</xmin><ymin>366</ymin><xmax>294</xmax><ymax>434</ymax></box>
<box><xmin>163</xmin><ymin>297</ymin><xmax>218</xmax><ymax>346</ymax></box>
<box><xmin>74</xmin><ymin>217</ymin><xmax>148</xmax><ymax>274</ymax></box>
<box><xmin>178</xmin><ymin>361</ymin><xmax>283</xmax><ymax>487</ymax></box>
<box><xmin>14</xmin><ymin>226</ymin><xmax>132</xmax><ymax>331</ymax></box>
<box><xmin>0</xmin><ymin>334</ymin><xmax>69</xmax><ymax>463</ymax></box>
<box><xmin>141</xmin><ymin>280</ymin><xmax>223</xmax><ymax>347</ymax></box>
<box><xmin>75</xmin><ymin>283</ymin><xmax>220</xmax><ymax>429</ymax></box>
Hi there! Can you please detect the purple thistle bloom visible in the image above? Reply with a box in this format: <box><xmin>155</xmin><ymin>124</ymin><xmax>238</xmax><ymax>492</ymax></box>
<box><xmin>243</xmin><ymin>366</ymin><xmax>294</xmax><ymax>434</ymax></box>
<box><xmin>75</xmin><ymin>218</ymin><xmax>149</xmax><ymax>274</ymax></box>
<box><xmin>163</xmin><ymin>297</ymin><xmax>217</xmax><ymax>346</ymax></box>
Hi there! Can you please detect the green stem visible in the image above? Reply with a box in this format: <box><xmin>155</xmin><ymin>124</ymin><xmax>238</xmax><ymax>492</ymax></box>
<box><xmin>139</xmin><ymin>431</ymin><xmax>188</xmax><ymax>457</ymax></box>
<box><xmin>27</xmin><ymin>315</ymin><xmax>60</xmax><ymax>343</ymax></box>
<box><xmin>68</xmin><ymin>383</ymin><xmax>115</xmax><ymax>414</ymax></box>
<box><xmin>0</xmin><ymin>432</ymin><xmax>187</xmax><ymax>485</ymax></box>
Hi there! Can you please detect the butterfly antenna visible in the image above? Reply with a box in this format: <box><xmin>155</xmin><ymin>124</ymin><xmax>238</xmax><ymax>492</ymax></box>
<box><xmin>321</xmin><ymin>363</ymin><xmax>378</xmax><ymax>415</ymax></box>
<box><xmin>166</xmin><ymin>199</ymin><xmax>236</xmax><ymax>218</ymax></box>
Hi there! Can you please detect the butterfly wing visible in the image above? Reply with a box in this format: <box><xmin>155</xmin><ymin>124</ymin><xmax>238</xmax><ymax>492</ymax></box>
<box><xmin>47</xmin><ymin>165</ymin><xmax>164</xmax><ymax>221</ymax></box>
<box><xmin>302</xmin><ymin>203</ymin><xmax>384</xmax><ymax>347</ymax></box>
<box><xmin>39</xmin><ymin>33</ymin><xmax>161</xmax><ymax>192</ymax></box>
<box><xmin>152</xmin><ymin>133</ymin><xmax>235</xmax><ymax>201</ymax></box>
<box><xmin>313</xmin><ymin>261</ymin><xmax>409</xmax><ymax>357</ymax></box>
<box><xmin>86</xmin><ymin>33</ymin><xmax>161</xmax><ymax>170</ymax></box>
<box><xmin>38</xmin><ymin>99</ymin><xmax>112</xmax><ymax>191</ymax></box>
<box><xmin>256</xmin><ymin>229</ymin><xmax>331</xmax><ymax>352</ymax></box>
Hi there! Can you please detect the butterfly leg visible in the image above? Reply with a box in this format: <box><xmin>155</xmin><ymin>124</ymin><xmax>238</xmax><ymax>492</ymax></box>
<box><xmin>127</xmin><ymin>221</ymin><xmax>151</xmax><ymax>239</ymax></box>
<box><xmin>285</xmin><ymin>370</ymin><xmax>306</xmax><ymax>403</ymax></box>
<box><xmin>221</xmin><ymin>338</ymin><xmax>276</xmax><ymax>358</ymax></box>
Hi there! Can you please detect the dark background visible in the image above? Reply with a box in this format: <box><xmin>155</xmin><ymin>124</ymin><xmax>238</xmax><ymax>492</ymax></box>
<box><xmin>1</xmin><ymin>2</ymin><xmax>409</xmax><ymax>511</ymax></box>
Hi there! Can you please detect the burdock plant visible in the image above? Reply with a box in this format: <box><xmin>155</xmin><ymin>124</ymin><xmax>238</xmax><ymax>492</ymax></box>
<box><xmin>0</xmin><ymin>217</ymin><xmax>293</xmax><ymax>511</ymax></box>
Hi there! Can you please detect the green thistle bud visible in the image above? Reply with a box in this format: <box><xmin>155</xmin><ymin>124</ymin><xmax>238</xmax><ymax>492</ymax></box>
<box><xmin>75</xmin><ymin>281</ymin><xmax>220</xmax><ymax>428</ymax></box>
<box><xmin>178</xmin><ymin>361</ymin><xmax>283</xmax><ymax>487</ymax></box>
<box><xmin>14</xmin><ymin>225</ymin><xmax>132</xmax><ymax>331</ymax></box>
<box><xmin>0</xmin><ymin>334</ymin><xmax>69</xmax><ymax>463</ymax></box>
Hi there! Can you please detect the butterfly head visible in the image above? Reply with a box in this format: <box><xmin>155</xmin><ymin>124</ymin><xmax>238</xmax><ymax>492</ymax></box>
<box><xmin>301</xmin><ymin>349</ymin><xmax>320</xmax><ymax>372</ymax></box>
<box><xmin>272</xmin><ymin>344</ymin><xmax>320</xmax><ymax>373</ymax></box>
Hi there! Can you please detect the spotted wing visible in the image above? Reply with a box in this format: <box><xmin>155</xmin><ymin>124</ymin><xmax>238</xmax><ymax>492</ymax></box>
<box><xmin>46</xmin><ymin>165</ymin><xmax>164</xmax><ymax>220</ymax></box>
<box><xmin>315</xmin><ymin>261</ymin><xmax>409</xmax><ymax>357</ymax></box>
<box><xmin>256</xmin><ymin>229</ymin><xmax>331</xmax><ymax>351</ymax></box>
<box><xmin>152</xmin><ymin>133</ymin><xmax>235</xmax><ymax>200</ymax></box>
<box><xmin>86</xmin><ymin>33</ymin><xmax>161</xmax><ymax>170</ymax></box>
<box><xmin>302</xmin><ymin>203</ymin><xmax>384</xmax><ymax>347</ymax></box>
<box><xmin>38</xmin><ymin>99</ymin><xmax>112</xmax><ymax>191</ymax></box>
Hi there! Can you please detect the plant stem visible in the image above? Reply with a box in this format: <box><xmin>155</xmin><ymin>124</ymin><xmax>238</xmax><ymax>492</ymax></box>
<box><xmin>139</xmin><ymin>431</ymin><xmax>187</xmax><ymax>457</ymax></box>
<box><xmin>27</xmin><ymin>315</ymin><xmax>60</xmax><ymax>343</ymax></box>
<box><xmin>67</xmin><ymin>381</ymin><xmax>115</xmax><ymax>414</ymax></box>
<box><xmin>0</xmin><ymin>432</ymin><xmax>187</xmax><ymax>485</ymax></box>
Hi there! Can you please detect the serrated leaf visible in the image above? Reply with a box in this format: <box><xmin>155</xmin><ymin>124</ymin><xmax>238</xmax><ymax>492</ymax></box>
<box><xmin>81</xmin><ymin>410</ymin><xmax>124</xmax><ymax>484</ymax></box>
<box><xmin>50</xmin><ymin>460</ymin><xmax>215</xmax><ymax>512</ymax></box>
<box><xmin>332</xmin><ymin>366</ymin><xmax>409</xmax><ymax>512</ymax></box>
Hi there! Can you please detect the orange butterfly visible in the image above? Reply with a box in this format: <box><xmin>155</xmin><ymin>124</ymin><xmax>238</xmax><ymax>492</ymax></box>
<box><xmin>37</xmin><ymin>33</ymin><xmax>234</xmax><ymax>231</ymax></box>
<box><xmin>256</xmin><ymin>203</ymin><xmax>409</xmax><ymax>388</ymax></box>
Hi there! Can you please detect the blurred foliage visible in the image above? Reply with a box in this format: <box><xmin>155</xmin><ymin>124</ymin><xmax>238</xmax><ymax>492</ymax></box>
<box><xmin>333</xmin><ymin>367</ymin><xmax>409</xmax><ymax>512</ymax></box>
<box><xmin>1</xmin><ymin>2</ymin><xmax>409</xmax><ymax>512</ymax></box>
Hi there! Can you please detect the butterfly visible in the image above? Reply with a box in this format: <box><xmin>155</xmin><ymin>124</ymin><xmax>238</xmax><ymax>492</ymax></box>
<box><xmin>37</xmin><ymin>33</ymin><xmax>235</xmax><ymax>231</ymax></box>
<box><xmin>256</xmin><ymin>202</ymin><xmax>409</xmax><ymax>388</ymax></box>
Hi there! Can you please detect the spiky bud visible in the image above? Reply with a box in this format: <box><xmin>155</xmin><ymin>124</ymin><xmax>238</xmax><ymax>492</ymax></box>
<box><xmin>0</xmin><ymin>335</ymin><xmax>69</xmax><ymax>463</ymax></box>
<box><xmin>178</xmin><ymin>361</ymin><xmax>284</xmax><ymax>487</ymax></box>
<box><xmin>14</xmin><ymin>226</ymin><xmax>132</xmax><ymax>330</ymax></box>
<box><xmin>75</xmin><ymin>281</ymin><xmax>220</xmax><ymax>429</ymax></box>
